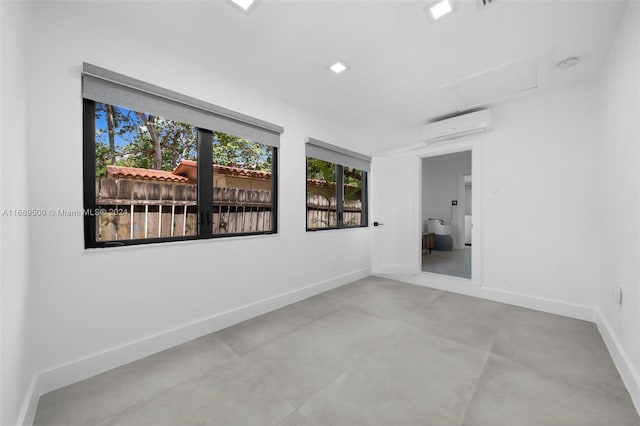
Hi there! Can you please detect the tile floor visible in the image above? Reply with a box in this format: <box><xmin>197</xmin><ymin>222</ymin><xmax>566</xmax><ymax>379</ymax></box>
<box><xmin>33</xmin><ymin>276</ymin><xmax>639</xmax><ymax>426</ymax></box>
<box><xmin>422</xmin><ymin>248</ymin><xmax>471</xmax><ymax>279</ymax></box>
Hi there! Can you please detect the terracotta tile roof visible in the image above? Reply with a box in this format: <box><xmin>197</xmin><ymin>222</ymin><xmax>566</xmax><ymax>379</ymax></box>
<box><xmin>107</xmin><ymin>162</ymin><xmax>355</xmax><ymax>191</ymax></box>
<box><xmin>214</xmin><ymin>164</ymin><xmax>271</xmax><ymax>180</ymax></box>
<box><xmin>106</xmin><ymin>165</ymin><xmax>191</xmax><ymax>183</ymax></box>
<box><xmin>173</xmin><ymin>160</ymin><xmax>272</xmax><ymax>180</ymax></box>
<box><xmin>307</xmin><ymin>178</ymin><xmax>335</xmax><ymax>188</ymax></box>
<box><xmin>106</xmin><ymin>161</ymin><xmax>272</xmax><ymax>184</ymax></box>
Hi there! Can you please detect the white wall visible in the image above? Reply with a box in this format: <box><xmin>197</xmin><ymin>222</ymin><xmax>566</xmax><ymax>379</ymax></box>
<box><xmin>422</xmin><ymin>152</ymin><xmax>471</xmax><ymax>249</ymax></box>
<box><xmin>18</xmin><ymin>0</ymin><xmax>370</xmax><ymax>415</ymax></box>
<box><xmin>0</xmin><ymin>2</ymin><xmax>35</xmax><ymax>425</ymax></box>
<box><xmin>481</xmin><ymin>83</ymin><xmax>602</xmax><ymax>307</ymax></box>
<box><xmin>597</xmin><ymin>0</ymin><xmax>640</xmax><ymax>410</ymax></box>
<box><xmin>379</xmin><ymin>82</ymin><xmax>602</xmax><ymax>315</ymax></box>
<box><xmin>464</xmin><ymin>185</ymin><xmax>472</xmax><ymax>215</ymax></box>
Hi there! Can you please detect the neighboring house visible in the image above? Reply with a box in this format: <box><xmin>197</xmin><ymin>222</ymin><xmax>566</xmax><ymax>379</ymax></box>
<box><xmin>105</xmin><ymin>160</ymin><xmax>272</xmax><ymax>191</ymax></box>
<box><xmin>104</xmin><ymin>161</ymin><xmax>359</xmax><ymax>202</ymax></box>
<box><xmin>105</xmin><ymin>165</ymin><xmax>192</xmax><ymax>183</ymax></box>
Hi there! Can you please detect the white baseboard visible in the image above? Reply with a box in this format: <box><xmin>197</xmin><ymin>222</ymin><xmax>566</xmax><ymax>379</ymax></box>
<box><xmin>17</xmin><ymin>267</ymin><xmax>370</xmax><ymax>426</ymax></box>
<box><xmin>378</xmin><ymin>273</ymin><xmax>596</xmax><ymax>322</ymax></box>
<box><xmin>596</xmin><ymin>309</ymin><xmax>640</xmax><ymax>416</ymax></box>
<box><xmin>17</xmin><ymin>375</ymin><xmax>39</xmax><ymax>426</ymax></box>
<box><xmin>371</xmin><ymin>265</ymin><xmax>414</xmax><ymax>275</ymax></box>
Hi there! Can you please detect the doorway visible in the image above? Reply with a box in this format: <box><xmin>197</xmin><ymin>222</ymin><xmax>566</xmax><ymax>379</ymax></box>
<box><xmin>370</xmin><ymin>138</ymin><xmax>481</xmax><ymax>284</ymax></box>
<box><xmin>421</xmin><ymin>151</ymin><xmax>472</xmax><ymax>279</ymax></box>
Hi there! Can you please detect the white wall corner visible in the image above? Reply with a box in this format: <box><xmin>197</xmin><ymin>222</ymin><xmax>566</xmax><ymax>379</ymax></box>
<box><xmin>377</xmin><ymin>273</ymin><xmax>596</xmax><ymax>322</ymax></box>
<box><xmin>596</xmin><ymin>309</ymin><xmax>640</xmax><ymax>417</ymax></box>
<box><xmin>16</xmin><ymin>375</ymin><xmax>39</xmax><ymax>426</ymax></box>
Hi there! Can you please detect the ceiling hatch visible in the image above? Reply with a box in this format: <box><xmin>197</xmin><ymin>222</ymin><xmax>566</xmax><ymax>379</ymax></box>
<box><xmin>443</xmin><ymin>52</ymin><xmax>550</xmax><ymax>111</ymax></box>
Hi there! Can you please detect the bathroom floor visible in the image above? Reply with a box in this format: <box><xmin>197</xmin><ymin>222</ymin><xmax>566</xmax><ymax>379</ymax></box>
<box><xmin>422</xmin><ymin>247</ymin><xmax>471</xmax><ymax>279</ymax></box>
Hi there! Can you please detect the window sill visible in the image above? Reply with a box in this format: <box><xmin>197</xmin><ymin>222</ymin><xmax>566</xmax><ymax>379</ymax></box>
<box><xmin>82</xmin><ymin>232</ymin><xmax>279</xmax><ymax>255</ymax></box>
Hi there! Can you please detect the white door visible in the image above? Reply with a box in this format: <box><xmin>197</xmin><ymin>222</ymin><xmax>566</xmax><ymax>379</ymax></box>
<box><xmin>371</xmin><ymin>154</ymin><xmax>421</xmax><ymax>274</ymax></box>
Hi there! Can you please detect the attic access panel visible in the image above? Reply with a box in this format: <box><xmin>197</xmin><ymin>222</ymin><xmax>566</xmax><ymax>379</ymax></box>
<box><xmin>443</xmin><ymin>52</ymin><xmax>550</xmax><ymax>111</ymax></box>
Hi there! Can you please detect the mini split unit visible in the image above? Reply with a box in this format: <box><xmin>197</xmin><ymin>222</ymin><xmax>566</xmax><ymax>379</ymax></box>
<box><xmin>423</xmin><ymin>109</ymin><xmax>492</xmax><ymax>144</ymax></box>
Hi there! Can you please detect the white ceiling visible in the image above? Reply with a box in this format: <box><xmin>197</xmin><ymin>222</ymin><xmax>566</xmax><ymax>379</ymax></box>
<box><xmin>74</xmin><ymin>0</ymin><xmax>627</xmax><ymax>151</ymax></box>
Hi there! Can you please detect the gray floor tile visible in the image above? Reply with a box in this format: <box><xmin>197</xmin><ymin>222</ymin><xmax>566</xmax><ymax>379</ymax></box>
<box><xmin>218</xmin><ymin>294</ymin><xmax>344</xmax><ymax>354</ymax></box>
<box><xmin>300</xmin><ymin>324</ymin><xmax>489</xmax><ymax>426</ymax></box>
<box><xmin>492</xmin><ymin>307</ymin><xmax>629</xmax><ymax>398</ymax></box>
<box><xmin>406</xmin><ymin>292</ymin><xmax>508</xmax><ymax>351</ymax></box>
<box><xmin>33</xmin><ymin>277</ymin><xmax>639</xmax><ymax>426</ymax></box>
<box><xmin>98</xmin><ymin>357</ymin><xmax>294</xmax><ymax>426</ymax></box>
<box><xmin>329</xmin><ymin>279</ymin><xmax>443</xmax><ymax>321</ymax></box>
<box><xmin>422</xmin><ymin>248</ymin><xmax>471</xmax><ymax>279</ymax></box>
<box><xmin>322</xmin><ymin>276</ymin><xmax>385</xmax><ymax>305</ymax></box>
<box><xmin>277</xmin><ymin>410</ymin><xmax>315</xmax><ymax>426</ymax></box>
<box><xmin>462</xmin><ymin>354</ymin><xmax>640</xmax><ymax>426</ymax></box>
<box><xmin>33</xmin><ymin>334</ymin><xmax>238</xmax><ymax>426</ymax></box>
<box><xmin>244</xmin><ymin>305</ymin><xmax>402</xmax><ymax>408</ymax></box>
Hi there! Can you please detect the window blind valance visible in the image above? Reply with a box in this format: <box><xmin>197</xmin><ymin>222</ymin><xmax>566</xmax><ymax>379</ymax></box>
<box><xmin>305</xmin><ymin>137</ymin><xmax>371</xmax><ymax>171</ymax></box>
<box><xmin>82</xmin><ymin>62</ymin><xmax>283</xmax><ymax>147</ymax></box>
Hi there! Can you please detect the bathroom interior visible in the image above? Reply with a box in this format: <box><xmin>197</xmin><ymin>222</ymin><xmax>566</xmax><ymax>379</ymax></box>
<box><xmin>422</xmin><ymin>150</ymin><xmax>472</xmax><ymax>279</ymax></box>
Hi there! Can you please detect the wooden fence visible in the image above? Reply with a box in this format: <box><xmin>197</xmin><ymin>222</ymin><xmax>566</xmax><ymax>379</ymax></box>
<box><xmin>96</xmin><ymin>178</ymin><xmax>272</xmax><ymax>241</ymax></box>
<box><xmin>96</xmin><ymin>177</ymin><xmax>364</xmax><ymax>240</ymax></box>
<box><xmin>306</xmin><ymin>194</ymin><xmax>362</xmax><ymax>229</ymax></box>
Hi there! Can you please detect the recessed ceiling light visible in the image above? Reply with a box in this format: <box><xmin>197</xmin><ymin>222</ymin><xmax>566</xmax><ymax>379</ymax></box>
<box><xmin>329</xmin><ymin>61</ymin><xmax>349</xmax><ymax>75</ymax></box>
<box><xmin>429</xmin><ymin>0</ymin><xmax>453</xmax><ymax>20</ymax></box>
<box><xmin>230</xmin><ymin>0</ymin><xmax>256</xmax><ymax>12</ymax></box>
<box><xmin>556</xmin><ymin>57</ymin><xmax>580</xmax><ymax>70</ymax></box>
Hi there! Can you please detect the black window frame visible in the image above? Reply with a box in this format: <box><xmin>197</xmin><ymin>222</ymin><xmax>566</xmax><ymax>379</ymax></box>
<box><xmin>341</xmin><ymin>165</ymin><xmax>368</xmax><ymax>229</ymax></box>
<box><xmin>305</xmin><ymin>138</ymin><xmax>370</xmax><ymax>232</ymax></box>
<box><xmin>305</xmin><ymin>159</ymin><xmax>368</xmax><ymax>231</ymax></box>
<box><xmin>82</xmin><ymin>64</ymin><xmax>282</xmax><ymax>248</ymax></box>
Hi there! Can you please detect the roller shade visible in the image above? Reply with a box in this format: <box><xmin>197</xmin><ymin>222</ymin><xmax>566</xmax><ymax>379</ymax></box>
<box><xmin>305</xmin><ymin>137</ymin><xmax>371</xmax><ymax>171</ymax></box>
<box><xmin>82</xmin><ymin>63</ymin><xmax>283</xmax><ymax>147</ymax></box>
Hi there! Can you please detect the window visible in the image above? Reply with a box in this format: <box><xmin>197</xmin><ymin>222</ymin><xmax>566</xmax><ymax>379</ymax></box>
<box><xmin>212</xmin><ymin>132</ymin><xmax>274</xmax><ymax>234</ymax></box>
<box><xmin>306</xmin><ymin>158</ymin><xmax>338</xmax><ymax>229</ymax></box>
<box><xmin>82</xmin><ymin>63</ymin><xmax>282</xmax><ymax>248</ymax></box>
<box><xmin>305</xmin><ymin>138</ymin><xmax>369</xmax><ymax>230</ymax></box>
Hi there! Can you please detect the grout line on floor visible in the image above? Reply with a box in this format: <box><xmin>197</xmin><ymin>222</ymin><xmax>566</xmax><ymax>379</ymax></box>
<box><xmin>458</xmin><ymin>349</ymin><xmax>494</xmax><ymax>426</ymax></box>
<box><xmin>297</xmin><ymin>317</ymin><xmax>408</xmax><ymax>413</ymax></box>
<box><xmin>218</xmin><ymin>295</ymin><xmax>348</xmax><ymax>356</ymax></box>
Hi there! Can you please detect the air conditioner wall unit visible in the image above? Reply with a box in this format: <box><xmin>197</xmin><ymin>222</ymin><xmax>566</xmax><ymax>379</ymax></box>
<box><xmin>423</xmin><ymin>109</ymin><xmax>492</xmax><ymax>144</ymax></box>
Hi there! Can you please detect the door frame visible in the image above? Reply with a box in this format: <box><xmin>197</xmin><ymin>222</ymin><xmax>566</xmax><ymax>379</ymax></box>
<box><xmin>416</xmin><ymin>138</ymin><xmax>482</xmax><ymax>286</ymax></box>
<box><xmin>462</xmin><ymin>172</ymin><xmax>473</xmax><ymax>247</ymax></box>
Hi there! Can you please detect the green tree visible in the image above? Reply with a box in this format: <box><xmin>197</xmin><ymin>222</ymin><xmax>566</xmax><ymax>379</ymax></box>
<box><xmin>96</xmin><ymin>103</ymin><xmax>139</xmax><ymax>176</ymax></box>
<box><xmin>213</xmin><ymin>132</ymin><xmax>271</xmax><ymax>171</ymax></box>
<box><xmin>306</xmin><ymin>158</ymin><xmax>336</xmax><ymax>182</ymax></box>
<box><xmin>96</xmin><ymin>103</ymin><xmax>271</xmax><ymax>176</ymax></box>
<box><xmin>95</xmin><ymin>141</ymin><xmax>112</xmax><ymax>178</ymax></box>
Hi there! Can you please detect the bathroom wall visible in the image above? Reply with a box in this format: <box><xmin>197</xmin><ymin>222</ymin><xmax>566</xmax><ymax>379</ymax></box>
<box><xmin>464</xmin><ymin>184</ymin><xmax>472</xmax><ymax>215</ymax></box>
<box><xmin>422</xmin><ymin>151</ymin><xmax>472</xmax><ymax>249</ymax></box>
